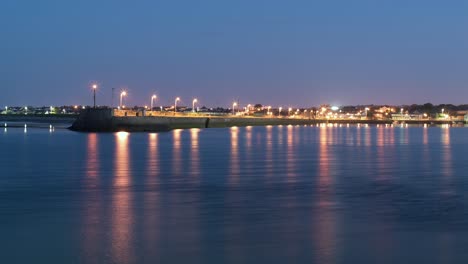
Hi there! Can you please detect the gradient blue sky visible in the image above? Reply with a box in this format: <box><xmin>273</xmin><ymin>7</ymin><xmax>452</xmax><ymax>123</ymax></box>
<box><xmin>1</xmin><ymin>0</ymin><xmax>468</xmax><ymax>107</ymax></box>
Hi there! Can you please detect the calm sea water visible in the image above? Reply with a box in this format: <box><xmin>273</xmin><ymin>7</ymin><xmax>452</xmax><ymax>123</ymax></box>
<box><xmin>1</xmin><ymin>124</ymin><xmax>468</xmax><ymax>263</ymax></box>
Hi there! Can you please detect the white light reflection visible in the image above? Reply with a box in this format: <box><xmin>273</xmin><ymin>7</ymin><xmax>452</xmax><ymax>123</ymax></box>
<box><xmin>190</xmin><ymin>128</ymin><xmax>201</xmax><ymax>179</ymax></box>
<box><xmin>111</xmin><ymin>131</ymin><xmax>134</xmax><ymax>263</ymax></box>
<box><xmin>229</xmin><ymin>126</ymin><xmax>240</xmax><ymax>184</ymax></box>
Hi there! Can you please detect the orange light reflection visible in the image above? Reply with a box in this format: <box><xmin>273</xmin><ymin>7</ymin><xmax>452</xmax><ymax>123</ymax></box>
<box><xmin>111</xmin><ymin>131</ymin><xmax>133</xmax><ymax>263</ymax></box>
<box><xmin>190</xmin><ymin>128</ymin><xmax>201</xmax><ymax>179</ymax></box>
<box><xmin>229</xmin><ymin>127</ymin><xmax>240</xmax><ymax>184</ymax></box>
<box><xmin>172</xmin><ymin>129</ymin><xmax>182</xmax><ymax>176</ymax></box>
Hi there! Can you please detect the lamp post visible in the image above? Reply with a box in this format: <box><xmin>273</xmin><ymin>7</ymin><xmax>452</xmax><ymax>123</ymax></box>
<box><xmin>25</xmin><ymin>106</ymin><xmax>28</xmax><ymax>115</ymax></box>
<box><xmin>92</xmin><ymin>84</ymin><xmax>97</xmax><ymax>108</ymax></box>
<box><xmin>120</xmin><ymin>91</ymin><xmax>127</xmax><ymax>108</ymax></box>
<box><xmin>267</xmin><ymin>106</ymin><xmax>271</xmax><ymax>116</ymax></box>
<box><xmin>246</xmin><ymin>104</ymin><xmax>251</xmax><ymax>113</ymax></box>
<box><xmin>288</xmin><ymin>107</ymin><xmax>292</xmax><ymax>117</ymax></box>
<box><xmin>151</xmin><ymin>95</ymin><xmax>157</xmax><ymax>110</ymax></box>
<box><xmin>232</xmin><ymin>102</ymin><xmax>237</xmax><ymax>115</ymax></box>
<box><xmin>192</xmin><ymin>98</ymin><xmax>198</xmax><ymax>112</ymax></box>
<box><xmin>174</xmin><ymin>97</ymin><xmax>180</xmax><ymax>113</ymax></box>
<box><xmin>278</xmin><ymin>107</ymin><xmax>282</xmax><ymax>117</ymax></box>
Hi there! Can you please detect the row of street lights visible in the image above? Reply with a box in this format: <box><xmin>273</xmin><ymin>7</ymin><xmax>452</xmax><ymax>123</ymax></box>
<box><xmin>91</xmin><ymin>84</ymin><xmax>297</xmax><ymax>115</ymax></box>
<box><xmin>92</xmin><ymin>84</ymin><xmax>202</xmax><ymax>112</ymax></box>
<box><xmin>92</xmin><ymin>85</ymin><xmax>416</xmax><ymax>117</ymax></box>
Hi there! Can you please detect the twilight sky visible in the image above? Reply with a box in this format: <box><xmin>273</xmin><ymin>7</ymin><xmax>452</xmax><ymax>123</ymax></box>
<box><xmin>1</xmin><ymin>0</ymin><xmax>468</xmax><ymax>108</ymax></box>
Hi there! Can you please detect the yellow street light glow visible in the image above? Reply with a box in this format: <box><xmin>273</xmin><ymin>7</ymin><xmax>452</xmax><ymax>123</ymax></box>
<box><xmin>174</xmin><ymin>97</ymin><xmax>181</xmax><ymax>112</ymax></box>
<box><xmin>232</xmin><ymin>102</ymin><xmax>238</xmax><ymax>115</ymax></box>
<box><xmin>92</xmin><ymin>84</ymin><xmax>98</xmax><ymax>108</ymax></box>
<box><xmin>192</xmin><ymin>98</ymin><xmax>198</xmax><ymax>112</ymax></box>
<box><xmin>151</xmin><ymin>94</ymin><xmax>157</xmax><ymax>109</ymax></box>
<box><xmin>120</xmin><ymin>91</ymin><xmax>127</xmax><ymax>108</ymax></box>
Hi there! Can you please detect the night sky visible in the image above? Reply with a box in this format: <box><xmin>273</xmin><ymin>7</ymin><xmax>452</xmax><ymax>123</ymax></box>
<box><xmin>2</xmin><ymin>0</ymin><xmax>468</xmax><ymax>108</ymax></box>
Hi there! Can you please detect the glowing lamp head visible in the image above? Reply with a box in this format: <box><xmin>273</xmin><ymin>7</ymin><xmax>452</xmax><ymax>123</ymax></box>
<box><xmin>92</xmin><ymin>84</ymin><xmax>97</xmax><ymax>89</ymax></box>
<box><xmin>121</xmin><ymin>91</ymin><xmax>127</xmax><ymax>96</ymax></box>
<box><xmin>152</xmin><ymin>95</ymin><xmax>157</xmax><ymax>99</ymax></box>
<box><xmin>233</xmin><ymin>102</ymin><xmax>237</xmax><ymax>107</ymax></box>
<box><xmin>193</xmin><ymin>98</ymin><xmax>198</xmax><ymax>103</ymax></box>
<box><xmin>176</xmin><ymin>97</ymin><xmax>180</xmax><ymax>102</ymax></box>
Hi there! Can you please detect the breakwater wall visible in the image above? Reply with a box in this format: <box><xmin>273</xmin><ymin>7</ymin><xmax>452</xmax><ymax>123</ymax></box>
<box><xmin>69</xmin><ymin>109</ymin><xmax>462</xmax><ymax>132</ymax></box>
<box><xmin>70</xmin><ymin>109</ymin><xmax>393</xmax><ymax>132</ymax></box>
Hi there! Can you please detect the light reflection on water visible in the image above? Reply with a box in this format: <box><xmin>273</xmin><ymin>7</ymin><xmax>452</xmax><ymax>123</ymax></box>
<box><xmin>112</xmin><ymin>131</ymin><xmax>133</xmax><ymax>263</ymax></box>
<box><xmin>172</xmin><ymin>129</ymin><xmax>182</xmax><ymax>176</ymax></box>
<box><xmin>2</xmin><ymin>125</ymin><xmax>468</xmax><ymax>263</ymax></box>
<box><xmin>190</xmin><ymin>128</ymin><xmax>201</xmax><ymax>179</ymax></box>
<box><xmin>315</xmin><ymin>124</ymin><xmax>337</xmax><ymax>263</ymax></box>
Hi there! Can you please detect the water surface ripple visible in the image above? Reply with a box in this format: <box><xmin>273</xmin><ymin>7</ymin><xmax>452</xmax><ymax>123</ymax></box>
<box><xmin>1</xmin><ymin>125</ymin><xmax>468</xmax><ymax>263</ymax></box>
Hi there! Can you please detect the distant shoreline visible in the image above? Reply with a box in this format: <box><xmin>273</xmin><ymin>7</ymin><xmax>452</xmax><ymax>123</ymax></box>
<box><xmin>0</xmin><ymin>115</ymin><xmax>77</xmax><ymax>128</ymax></box>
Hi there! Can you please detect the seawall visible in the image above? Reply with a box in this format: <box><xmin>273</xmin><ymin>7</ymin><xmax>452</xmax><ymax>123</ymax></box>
<box><xmin>70</xmin><ymin>109</ymin><xmax>395</xmax><ymax>132</ymax></box>
<box><xmin>69</xmin><ymin>109</ymin><xmax>462</xmax><ymax>132</ymax></box>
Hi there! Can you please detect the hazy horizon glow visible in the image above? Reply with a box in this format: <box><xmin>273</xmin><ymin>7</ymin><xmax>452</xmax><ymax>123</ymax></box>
<box><xmin>1</xmin><ymin>0</ymin><xmax>468</xmax><ymax>107</ymax></box>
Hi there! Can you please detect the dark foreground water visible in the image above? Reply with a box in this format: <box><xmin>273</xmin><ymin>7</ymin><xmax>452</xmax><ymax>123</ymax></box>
<box><xmin>1</xmin><ymin>124</ymin><xmax>468</xmax><ymax>263</ymax></box>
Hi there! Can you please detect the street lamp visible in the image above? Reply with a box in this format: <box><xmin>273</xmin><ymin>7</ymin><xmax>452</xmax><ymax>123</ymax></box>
<box><xmin>192</xmin><ymin>98</ymin><xmax>198</xmax><ymax>112</ymax></box>
<box><xmin>92</xmin><ymin>84</ymin><xmax>97</xmax><ymax>108</ymax></box>
<box><xmin>120</xmin><ymin>91</ymin><xmax>127</xmax><ymax>108</ymax></box>
<box><xmin>232</xmin><ymin>102</ymin><xmax>238</xmax><ymax>115</ymax></box>
<box><xmin>246</xmin><ymin>104</ymin><xmax>251</xmax><ymax>113</ymax></box>
<box><xmin>288</xmin><ymin>107</ymin><xmax>292</xmax><ymax>116</ymax></box>
<box><xmin>278</xmin><ymin>107</ymin><xmax>282</xmax><ymax>117</ymax></box>
<box><xmin>174</xmin><ymin>97</ymin><xmax>180</xmax><ymax>112</ymax></box>
<box><xmin>151</xmin><ymin>95</ymin><xmax>157</xmax><ymax>110</ymax></box>
<box><xmin>25</xmin><ymin>106</ymin><xmax>28</xmax><ymax>115</ymax></box>
<box><xmin>267</xmin><ymin>106</ymin><xmax>271</xmax><ymax>115</ymax></box>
